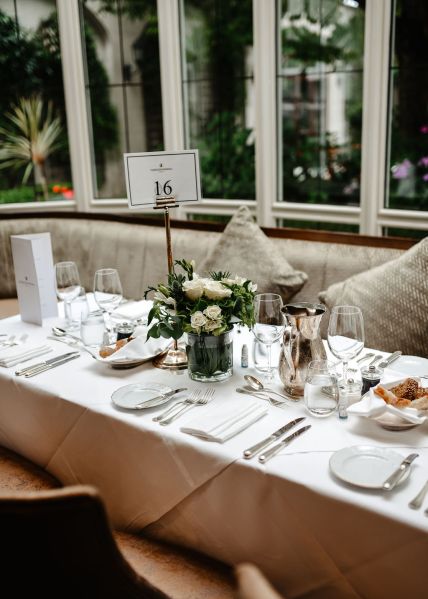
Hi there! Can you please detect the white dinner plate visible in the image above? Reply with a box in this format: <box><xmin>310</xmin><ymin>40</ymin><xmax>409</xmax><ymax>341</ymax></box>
<box><xmin>389</xmin><ymin>355</ymin><xmax>428</xmax><ymax>377</ymax></box>
<box><xmin>329</xmin><ymin>445</ymin><xmax>411</xmax><ymax>489</ymax></box>
<box><xmin>111</xmin><ymin>382</ymin><xmax>173</xmax><ymax>410</ymax></box>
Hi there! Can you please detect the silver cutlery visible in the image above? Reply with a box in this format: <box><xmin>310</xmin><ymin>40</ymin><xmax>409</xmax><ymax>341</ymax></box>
<box><xmin>159</xmin><ymin>388</ymin><xmax>215</xmax><ymax>425</ymax></box>
<box><xmin>378</xmin><ymin>351</ymin><xmax>402</xmax><ymax>369</ymax></box>
<box><xmin>15</xmin><ymin>352</ymin><xmax>80</xmax><ymax>376</ymax></box>
<box><xmin>134</xmin><ymin>387</ymin><xmax>187</xmax><ymax>409</ymax></box>
<box><xmin>382</xmin><ymin>453</ymin><xmax>419</xmax><ymax>491</ymax></box>
<box><xmin>258</xmin><ymin>425</ymin><xmax>312</xmax><ymax>464</ymax></box>
<box><xmin>409</xmin><ymin>480</ymin><xmax>428</xmax><ymax>510</ymax></box>
<box><xmin>236</xmin><ymin>387</ymin><xmax>286</xmax><ymax>407</ymax></box>
<box><xmin>24</xmin><ymin>353</ymin><xmax>81</xmax><ymax>377</ymax></box>
<box><xmin>356</xmin><ymin>352</ymin><xmax>375</xmax><ymax>364</ymax></box>
<box><xmin>243</xmin><ymin>417</ymin><xmax>306</xmax><ymax>459</ymax></box>
<box><xmin>243</xmin><ymin>375</ymin><xmax>291</xmax><ymax>403</ymax></box>
<box><xmin>368</xmin><ymin>354</ymin><xmax>384</xmax><ymax>366</ymax></box>
<box><xmin>153</xmin><ymin>389</ymin><xmax>201</xmax><ymax>422</ymax></box>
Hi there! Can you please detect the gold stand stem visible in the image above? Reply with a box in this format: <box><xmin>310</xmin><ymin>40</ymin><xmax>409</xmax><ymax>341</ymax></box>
<box><xmin>152</xmin><ymin>198</ymin><xmax>187</xmax><ymax>370</ymax></box>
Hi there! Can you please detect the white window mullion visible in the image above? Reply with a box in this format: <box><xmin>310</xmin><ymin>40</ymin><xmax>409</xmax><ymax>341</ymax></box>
<box><xmin>157</xmin><ymin>0</ymin><xmax>185</xmax><ymax>151</ymax></box>
<box><xmin>253</xmin><ymin>0</ymin><xmax>277</xmax><ymax>227</ymax></box>
<box><xmin>57</xmin><ymin>0</ymin><xmax>94</xmax><ymax>212</ymax></box>
<box><xmin>359</xmin><ymin>0</ymin><xmax>392</xmax><ymax>235</ymax></box>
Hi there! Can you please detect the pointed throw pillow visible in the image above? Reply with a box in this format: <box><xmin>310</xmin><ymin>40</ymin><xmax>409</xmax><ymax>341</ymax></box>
<box><xmin>198</xmin><ymin>206</ymin><xmax>307</xmax><ymax>300</ymax></box>
<box><xmin>319</xmin><ymin>237</ymin><xmax>428</xmax><ymax>356</ymax></box>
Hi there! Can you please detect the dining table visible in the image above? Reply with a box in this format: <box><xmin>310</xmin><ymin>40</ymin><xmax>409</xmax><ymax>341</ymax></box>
<box><xmin>0</xmin><ymin>308</ymin><xmax>428</xmax><ymax>599</ymax></box>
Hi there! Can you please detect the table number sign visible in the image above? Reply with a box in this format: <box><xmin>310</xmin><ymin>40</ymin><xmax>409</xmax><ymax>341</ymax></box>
<box><xmin>10</xmin><ymin>233</ymin><xmax>58</xmax><ymax>325</ymax></box>
<box><xmin>123</xmin><ymin>150</ymin><xmax>201</xmax><ymax>208</ymax></box>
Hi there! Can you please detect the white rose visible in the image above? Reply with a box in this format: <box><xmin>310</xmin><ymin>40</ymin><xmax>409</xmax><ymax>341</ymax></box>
<box><xmin>203</xmin><ymin>280</ymin><xmax>232</xmax><ymax>300</ymax></box>
<box><xmin>250</xmin><ymin>282</ymin><xmax>258</xmax><ymax>292</ymax></box>
<box><xmin>204</xmin><ymin>305</ymin><xmax>222</xmax><ymax>320</ymax></box>
<box><xmin>183</xmin><ymin>278</ymin><xmax>205</xmax><ymax>300</ymax></box>
<box><xmin>190</xmin><ymin>311</ymin><xmax>207</xmax><ymax>329</ymax></box>
<box><xmin>233</xmin><ymin>275</ymin><xmax>247</xmax><ymax>286</ymax></box>
<box><xmin>204</xmin><ymin>319</ymin><xmax>222</xmax><ymax>333</ymax></box>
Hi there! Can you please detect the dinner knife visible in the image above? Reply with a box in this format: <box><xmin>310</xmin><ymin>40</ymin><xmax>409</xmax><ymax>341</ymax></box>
<box><xmin>378</xmin><ymin>351</ymin><xmax>402</xmax><ymax>369</ymax></box>
<box><xmin>24</xmin><ymin>353</ymin><xmax>81</xmax><ymax>377</ymax></box>
<box><xmin>243</xmin><ymin>417</ymin><xmax>306</xmax><ymax>459</ymax></box>
<box><xmin>258</xmin><ymin>425</ymin><xmax>312</xmax><ymax>464</ymax></box>
<box><xmin>15</xmin><ymin>352</ymin><xmax>80</xmax><ymax>376</ymax></box>
<box><xmin>134</xmin><ymin>387</ymin><xmax>188</xmax><ymax>409</ymax></box>
<box><xmin>382</xmin><ymin>453</ymin><xmax>419</xmax><ymax>491</ymax></box>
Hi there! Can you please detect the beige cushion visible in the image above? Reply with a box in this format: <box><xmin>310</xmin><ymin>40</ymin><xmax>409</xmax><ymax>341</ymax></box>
<box><xmin>198</xmin><ymin>206</ymin><xmax>307</xmax><ymax>300</ymax></box>
<box><xmin>319</xmin><ymin>238</ymin><xmax>428</xmax><ymax>356</ymax></box>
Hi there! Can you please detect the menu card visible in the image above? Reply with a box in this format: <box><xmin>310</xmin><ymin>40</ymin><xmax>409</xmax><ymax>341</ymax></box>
<box><xmin>10</xmin><ymin>233</ymin><xmax>58</xmax><ymax>325</ymax></box>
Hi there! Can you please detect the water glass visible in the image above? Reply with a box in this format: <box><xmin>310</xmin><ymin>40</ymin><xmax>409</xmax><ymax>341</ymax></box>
<box><xmin>253</xmin><ymin>293</ymin><xmax>284</xmax><ymax>381</ymax></box>
<box><xmin>65</xmin><ymin>287</ymin><xmax>90</xmax><ymax>330</ymax></box>
<box><xmin>80</xmin><ymin>311</ymin><xmax>106</xmax><ymax>347</ymax></box>
<box><xmin>304</xmin><ymin>360</ymin><xmax>339</xmax><ymax>418</ymax></box>
<box><xmin>252</xmin><ymin>339</ymin><xmax>281</xmax><ymax>374</ymax></box>
<box><xmin>93</xmin><ymin>268</ymin><xmax>123</xmax><ymax>343</ymax></box>
<box><xmin>55</xmin><ymin>261</ymin><xmax>81</xmax><ymax>330</ymax></box>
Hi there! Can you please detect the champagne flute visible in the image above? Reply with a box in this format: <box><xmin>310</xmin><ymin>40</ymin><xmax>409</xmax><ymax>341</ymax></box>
<box><xmin>327</xmin><ymin>305</ymin><xmax>364</xmax><ymax>392</ymax></box>
<box><xmin>253</xmin><ymin>293</ymin><xmax>285</xmax><ymax>381</ymax></box>
<box><xmin>93</xmin><ymin>268</ymin><xmax>123</xmax><ymax>343</ymax></box>
<box><xmin>55</xmin><ymin>261</ymin><xmax>81</xmax><ymax>331</ymax></box>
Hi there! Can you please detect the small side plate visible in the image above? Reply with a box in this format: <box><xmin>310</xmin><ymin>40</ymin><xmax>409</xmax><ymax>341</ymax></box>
<box><xmin>112</xmin><ymin>382</ymin><xmax>173</xmax><ymax>410</ymax></box>
<box><xmin>330</xmin><ymin>445</ymin><xmax>411</xmax><ymax>489</ymax></box>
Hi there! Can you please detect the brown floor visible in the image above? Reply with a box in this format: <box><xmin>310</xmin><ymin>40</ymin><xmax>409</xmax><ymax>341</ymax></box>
<box><xmin>0</xmin><ymin>445</ymin><xmax>235</xmax><ymax>597</ymax></box>
<box><xmin>0</xmin><ymin>297</ymin><xmax>19</xmax><ymax>319</ymax></box>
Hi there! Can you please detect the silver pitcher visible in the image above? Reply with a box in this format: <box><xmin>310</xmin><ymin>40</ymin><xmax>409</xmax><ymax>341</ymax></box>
<box><xmin>278</xmin><ymin>302</ymin><xmax>327</xmax><ymax>399</ymax></box>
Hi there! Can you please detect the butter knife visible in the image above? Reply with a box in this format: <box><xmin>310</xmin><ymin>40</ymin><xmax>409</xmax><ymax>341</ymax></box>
<box><xmin>243</xmin><ymin>417</ymin><xmax>306</xmax><ymax>459</ymax></box>
<box><xmin>258</xmin><ymin>425</ymin><xmax>312</xmax><ymax>464</ymax></box>
<box><xmin>15</xmin><ymin>352</ymin><xmax>79</xmax><ymax>376</ymax></box>
<box><xmin>382</xmin><ymin>453</ymin><xmax>419</xmax><ymax>491</ymax></box>
<box><xmin>24</xmin><ymin>353</ymin><xmax>80</xmax><ymax>377</ymax></box>
<box><xmin>378</xmin><ymin>351</ymin><xmax>402</xmax><ymax>369</ymax></box>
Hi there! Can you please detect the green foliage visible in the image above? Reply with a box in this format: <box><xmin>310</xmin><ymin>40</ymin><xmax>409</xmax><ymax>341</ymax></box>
<box><xmin>145</xmin><ymin>259</ymin><xmax>256</xmax><ymax>341</ymax></box>
<box><xmin>199</xmin><ymin>112</ymin><xmax>255</xmax><ymax>199</ymax></box>
<box><xmin>0</xmin><ymin>9</ymin><xmax>118</xmax><ymax>189</ymax></box>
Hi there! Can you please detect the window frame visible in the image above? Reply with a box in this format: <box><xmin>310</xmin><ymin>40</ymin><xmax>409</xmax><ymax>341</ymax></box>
<box><xmin>0</xmin><ymin>0</ymin><xmax>426</xmax><ymax>237</ymax></box>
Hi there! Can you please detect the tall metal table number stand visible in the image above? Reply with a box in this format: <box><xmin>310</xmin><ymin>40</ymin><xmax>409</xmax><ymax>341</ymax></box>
<box><xmin>152</xmin><ymin>196</ymin><xmax>188</xmax><ymax>370</ymax></box>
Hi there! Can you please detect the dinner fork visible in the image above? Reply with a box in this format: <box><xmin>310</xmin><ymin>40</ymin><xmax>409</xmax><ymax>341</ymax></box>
<box><xmin>152</xmin><ymin>389</ymin><xmax>201</xmax><ymax>422</ymax></box>
<box><xmin>159</xmin><ymin>388</ymin><xmax>215</xmax><ymax>426</ymax></box>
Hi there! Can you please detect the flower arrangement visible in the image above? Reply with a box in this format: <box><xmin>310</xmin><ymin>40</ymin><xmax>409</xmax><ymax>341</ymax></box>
<box><xmin>145</xmin><ymin>259</ymin><xmax>257</xmax><ymax>341</ymax></box>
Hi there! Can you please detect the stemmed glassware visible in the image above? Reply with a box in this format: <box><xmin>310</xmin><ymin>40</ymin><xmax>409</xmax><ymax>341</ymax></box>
<box><xmin>252</xmin><ymin>293</ymin><xmax>285</xmax><ymax>382</ymax></box>
<box><xmin>55</xmin><ymin>261</ymin><xmax>81</xmax><ymax>331</ymax></box>
<box><xmin>327</xmin><ymin>305</ymin><xmax>364</xmax><ymax>392</ymax></box>
<box><xmin>93</xmin><ymin>268</ymin><xmax>123</xmax><ymax>343</ymax></box>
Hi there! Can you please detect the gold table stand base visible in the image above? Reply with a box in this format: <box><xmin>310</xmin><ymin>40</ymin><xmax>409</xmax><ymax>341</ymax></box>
<box><xmin>152</xmin><ymin>342</ymin><xmax>187</xmax><ymax>370</ymax></box>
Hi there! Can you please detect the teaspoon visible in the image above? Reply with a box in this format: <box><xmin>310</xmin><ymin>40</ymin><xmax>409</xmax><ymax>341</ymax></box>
<box><xmin>244</xmin><ymin>375</ymin><xmax>291</xmax><ymax>403</ymax></box>
<box><xmin>51</xmin><ymin>327</ymin><xmax>82</xmax><ymax>343</ymax></box>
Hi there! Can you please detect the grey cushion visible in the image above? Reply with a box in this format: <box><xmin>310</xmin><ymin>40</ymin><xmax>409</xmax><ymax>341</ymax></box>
<box><xmin>319</xmin><ymin>238</ymin><xmax>428</xmax><ymax>356</ymax></box>
<box><xmin>198</xmin><ymin>206</ymin><xmax>307</xmax><ymax>300</ymax></box>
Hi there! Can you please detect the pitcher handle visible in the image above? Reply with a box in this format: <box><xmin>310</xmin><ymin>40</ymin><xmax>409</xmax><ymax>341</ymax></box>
<box><xmin>282</xmin><ymin>326</ymin><xmax>297</xmax><ymax>379</ymax></box>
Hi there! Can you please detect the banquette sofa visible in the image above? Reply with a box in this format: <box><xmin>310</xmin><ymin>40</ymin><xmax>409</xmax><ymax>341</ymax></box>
<box><xmin>0</xmin><ymin>206</ymin><xmax>426</xmax><ymax>356</ymax></box>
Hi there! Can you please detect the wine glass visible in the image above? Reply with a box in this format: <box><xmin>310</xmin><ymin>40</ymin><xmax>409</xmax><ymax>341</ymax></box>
<box><xmin>252</xmin><ymin>293</ymin><xmax>285</xmax><ymax>381</ymax></box>
<box><xmin>93</xmin><ymin>268</ymin><xmax>123</xmax><ymax>342</ymax></box>
<box><xmin>327</xmin><ymin>305</ymin><xmax>364</xmax><ymax>392</ymax></box>
<box><xmin>55</xmin><ymin>261</ymin><xmax>81</xmax><ymax>330</ymax></box>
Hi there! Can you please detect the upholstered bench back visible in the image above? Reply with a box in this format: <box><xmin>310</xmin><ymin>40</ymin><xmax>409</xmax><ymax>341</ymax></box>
<box><xmin>0</xmin><ymin>216</ymin><xmax>405</xmax><ymax>304</ymax></box>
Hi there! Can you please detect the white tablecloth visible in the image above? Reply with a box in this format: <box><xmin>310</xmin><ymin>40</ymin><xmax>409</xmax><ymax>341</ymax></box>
<box><xmin>0</xmin><ymin>313</ymin><xmax>427</xmax><ymax>598</ymax></box>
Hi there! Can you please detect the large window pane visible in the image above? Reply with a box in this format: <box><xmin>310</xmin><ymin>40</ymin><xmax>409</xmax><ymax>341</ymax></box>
<box><xmin>0</xmin><ymin>1</ymin><xmax>72</xmax><ymax>204</ymax></box>
<box><xmin>81</xmin><ymin>0</ymin><xmax>163</xmax><ymax>199</ymax></box>
<box><xmin>181</xmin><ymin>0</ymin><xmax>255</xmax><ymax>200</ymax></box>
<box><xmin>278</xmin><ymin>0</ymin><xmax>364</xmax><ymax>206</ymax></box>
<box><xmin>387</xmin><ymin>0</ymin><xmax>428</xmax><ymax>215</ymax></box>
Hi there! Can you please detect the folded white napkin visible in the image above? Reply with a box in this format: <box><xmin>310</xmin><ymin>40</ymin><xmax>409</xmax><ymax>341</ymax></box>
<box><xmin>181</xmin><ymin>398</ymin><xmax>268</xmax><ymax>443</ymax></box>
<box><xmin>112</xmin><ymin>300</ymin><xmax>152</xmax><ymax>322</ymax></box>
<box><xmin>348</xmin><ymin>386</ymin><xmax>427</xmax><ymax>425</ymax></box>
<box><xmin>87</xmin><ymin>332</ymin><xmax>169</xmax><ymax>363</ymax></box>
<box><xmin>0</xmin><ymin>345</ymin><xmax>53</xmax><ymax>368</ymax></box>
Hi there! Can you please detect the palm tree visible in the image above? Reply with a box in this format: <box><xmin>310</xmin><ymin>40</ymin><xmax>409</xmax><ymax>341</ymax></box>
<box><xmin>0</xmin><ymin>96</ymin><xmax>63</xmax><ymax>201</ymax></box>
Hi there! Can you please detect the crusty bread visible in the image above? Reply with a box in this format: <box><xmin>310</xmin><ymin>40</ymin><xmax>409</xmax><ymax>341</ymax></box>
<box><xmin>390</xmin><ymin>378</ymin><xmax>419</xmax><ymax>400</ymax></box>
<box><xmin>411</xmin><ymin>395</ymin><xmax>428</xmax><ymax>410</ymax></box>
